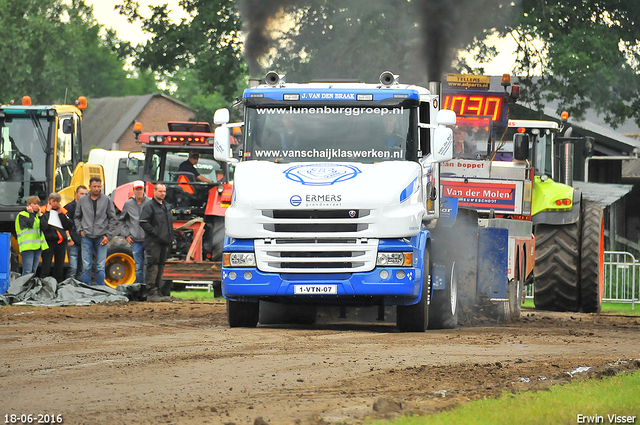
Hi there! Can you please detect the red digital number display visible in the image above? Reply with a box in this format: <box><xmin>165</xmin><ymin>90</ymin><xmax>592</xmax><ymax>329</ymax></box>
<box><xmin>443</xmin><ymin>94</ymin><xmax>504</xmax><ymax>123</ymax></box>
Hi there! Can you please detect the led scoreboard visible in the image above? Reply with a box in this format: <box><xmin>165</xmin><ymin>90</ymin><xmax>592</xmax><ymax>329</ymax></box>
<box><xmin>442</xmin><ymin>90</ymin><xmax>508</xmax><ymax>127</ymax></box>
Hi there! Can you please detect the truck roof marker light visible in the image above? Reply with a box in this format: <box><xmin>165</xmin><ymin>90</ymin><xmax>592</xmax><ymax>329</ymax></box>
<box><xmin>22</xmin><ymin>96</ymin><xmax>31</xmax><ymax>106</ymax></box>
<box><xmin>501</xmin><ymin>74</ymin><xmax>511</xmax><ymax>88</ymax></box>
<box><xmin>76</xmin><ymin>96</ymin><xmax>87</xmax><ymax>110</ymax></box>
<box><xmin>561</xmin><ymin>111</ymin><xmax>569</xmax><ymax>121</ymax></box>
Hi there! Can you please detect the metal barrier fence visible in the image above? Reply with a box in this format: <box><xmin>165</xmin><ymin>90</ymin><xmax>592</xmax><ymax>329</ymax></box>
<box><xmin>524</xmin><ymin>251</ymin><xmax>638</xmax><ymax>309</ymax></box>
<box><xmin>603</xmin><ymin>251</ymin><xmax>637</xmax><ymax>308</ymax></box>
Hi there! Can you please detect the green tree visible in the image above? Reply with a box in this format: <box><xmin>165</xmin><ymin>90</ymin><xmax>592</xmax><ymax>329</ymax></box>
<box><xmin>117</xmin><ymin>0</ymin><xmax>247</xmax><ymax>103</ymax></box>
<box><xmin>168</xmin><ymin>68</ymin><xmax>231</xmax><ymax>123</ymax></box>
<box><xmin>0</xmin><ymin>0</ymin><xmax>156</xmax><ymax>105</ymax></box>
<box><xmin>504</xmin><ymin>1</ymin><xmax>640</xmax><ymax>127</ymax></box>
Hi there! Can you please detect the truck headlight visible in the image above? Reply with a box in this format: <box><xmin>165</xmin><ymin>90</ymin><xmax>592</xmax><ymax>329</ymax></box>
<box><xmin>376</xmin><ymin>252</ymin><xmax>412</xmax><ymax>267</ymax></box>
<box><xmin>224</xmin><ymin>253</ymin><xmax>256</xmax><ymax>267</ymax></box>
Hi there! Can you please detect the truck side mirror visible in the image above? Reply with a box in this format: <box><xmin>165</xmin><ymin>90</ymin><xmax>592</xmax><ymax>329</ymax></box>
<box><xmin>431</xmin><ymin>109</ymin><xmax>455</xmax><ymax>163</ymax></box>
<box><xmin>62</xmin><ymin>118</ymin><xmax>74</xmax><ymax>134</ymax></box>
<box><xmin>214</xmin><ymin>125</ymin><xmax>238</xmax><ymax>164</ymax></box>
<box><xmin>583</xmin><ymin>136</ymin><xmax>595</xmax><ymax>157</ymax></box>
<box><xmin>126</xmin><ymin>157</ymin><xmax>140</xmax><ymax>175</ymax></box>
<box><xmin>213</xmin><ymin>108</ymin><xmax>230</xmax><ymax>125</ymax></box>
<box><xmin>513</xmin><ymin>133</ymin><xmax>530</xmax><ymax>161</ymax></box>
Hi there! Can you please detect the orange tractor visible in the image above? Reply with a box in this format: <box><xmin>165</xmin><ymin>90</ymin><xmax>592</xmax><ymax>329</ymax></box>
<box><xmin>105</xmin><ymin>121</ymin><xmax>235</xmax><ymax>293</ymax></box>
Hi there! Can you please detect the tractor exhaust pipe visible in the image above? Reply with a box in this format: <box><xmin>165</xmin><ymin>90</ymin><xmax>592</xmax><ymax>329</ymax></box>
<box><xmin>429</xmin><ymin>81</ymin><xmax>441</xmax><ymax>99</ymax></box>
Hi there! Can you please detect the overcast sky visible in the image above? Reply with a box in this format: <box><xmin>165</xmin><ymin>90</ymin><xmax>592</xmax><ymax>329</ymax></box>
<box><xmin>85</xmin><ymin>0</ymin><xmax>187</xmax><ymax>45</ymax></box>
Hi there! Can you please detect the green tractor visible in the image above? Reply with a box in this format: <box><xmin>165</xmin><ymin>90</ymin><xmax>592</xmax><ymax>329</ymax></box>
<box><xmin>508</xmin><ymin>116</ymin><xmax>604</xmax><ymax>313</ymax></box>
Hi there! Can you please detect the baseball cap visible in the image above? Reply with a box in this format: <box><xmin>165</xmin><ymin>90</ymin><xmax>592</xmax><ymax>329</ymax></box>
<box><xmin>133</xmin><ymin>180</ymin><xmax>145</xmax><ymax>189</ymax></box>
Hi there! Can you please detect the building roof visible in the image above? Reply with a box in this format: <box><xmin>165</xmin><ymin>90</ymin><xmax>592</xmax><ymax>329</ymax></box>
<box><xmin>573</xmin><ymin>181</ymin><xmax>634</xmax><ymax>207</ymax></box>
<box><xmin>82</xmin><ymin>93</ymin><xmax>195</xmax><ymax>153</ymax></box>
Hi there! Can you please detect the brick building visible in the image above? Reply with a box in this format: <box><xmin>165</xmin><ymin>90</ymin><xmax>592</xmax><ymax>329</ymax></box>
<box><xmin>81</xmin><ymin>93</ymin><xmax>196</xmax><ymax>154</ymax></box>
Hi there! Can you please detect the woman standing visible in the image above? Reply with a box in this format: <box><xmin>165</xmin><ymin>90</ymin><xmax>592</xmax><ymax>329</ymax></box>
<box><xmin>15</xmin><ymin>196</ymin><xmax>49</xmax><ymax>275</ymax></box>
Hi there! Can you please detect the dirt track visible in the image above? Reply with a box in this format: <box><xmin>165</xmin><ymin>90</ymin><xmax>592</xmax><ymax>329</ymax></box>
<box><xmin>1</xmin><ymin>301</ymin><xmax>639</xmax><ymax>425</ymax></box>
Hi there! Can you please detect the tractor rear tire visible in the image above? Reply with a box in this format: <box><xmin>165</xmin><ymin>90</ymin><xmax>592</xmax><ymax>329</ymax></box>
<box><xmin>397</xmin><ymin>248</ymin><xmax>430</xmax><ymax>332</ymax></box>
<box><xmin>533</xmin><ymin>222</ymin><xmax>580</xmax><ymax>312</ymax></box>
<box><xmin>105</xmin><ymin>241</ymin><xmax>136</xmax><ymax>288</ymax></box>
<box><xmin>580</xmin><ymin>203</ymin><xmax>604</xmax><ymax>313</ymax></box>
<box><xmin>227</xmin><ymin>299</ymin><xmax>259</xmax><ymax>328</ymax></box>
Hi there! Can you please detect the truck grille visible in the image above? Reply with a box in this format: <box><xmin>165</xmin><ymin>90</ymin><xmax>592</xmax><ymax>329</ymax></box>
<box><xmin>254</xmin><ymin>238</ymin><xmax>378</xmax><ymax>273</ymax></box>
<box><xmin>261</xmin><ymin>209</ymin><xmax>370</xmax><ymax>234</ymax></box>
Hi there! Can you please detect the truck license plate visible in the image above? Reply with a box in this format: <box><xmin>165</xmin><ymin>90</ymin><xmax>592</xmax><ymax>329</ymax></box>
<box><xmin>294</xmin><ymin>285</ymin><xmax>337</xmax><ymax>295</ymax></box>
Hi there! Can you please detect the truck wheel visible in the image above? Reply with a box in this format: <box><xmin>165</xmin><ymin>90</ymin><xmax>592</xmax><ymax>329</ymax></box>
<box><xmin>397</xmin><ymin>248</ymin><xmax>430</xmax><ymax>332</ymax></box>
<box><xmin>210</xmin><ymin>216</ymin><xmax>225</xmax><ymax>262</ymax></box>
<box><xmin>510</xmin><ymin>252</ymin><xmax>524</xmax><ymax>320</ymax></box>
<box><xmin>533</xmin><ymin>222</ymin><xmax>580</xmax><ymax>312</ymax></box>
<box><xmin>580</xmin><ymin>203</ymin><xmax>604</xmax><ymax>313</ymax></box>
<box><xmin>429</xmin><ymin>261</ymin><xmax>458</xmax><ymax>329</ymax></box>
<box><xmin>227</xmin><ymin>299</ymin><xmax>259</xmax><ymax>327</ymax></box>
<box><xmin>105</xmin><ymin>242</ymin><xmax>136</xmax><ymax>288</ymax></box>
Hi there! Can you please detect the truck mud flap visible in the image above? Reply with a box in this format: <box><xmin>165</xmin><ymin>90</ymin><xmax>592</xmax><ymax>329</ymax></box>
<box><xmin>476</xmin><ymin>227</ymin><xmax>508</xmax><ymax>302</ymax></box>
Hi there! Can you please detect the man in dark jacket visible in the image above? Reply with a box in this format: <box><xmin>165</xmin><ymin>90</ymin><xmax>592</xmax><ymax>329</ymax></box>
<box><xmin>139</xmin><ymin>183</ymin><xmax>178</xmax><ymax>302</ymax></box>
<box><xmin>64</xmin><ymin>185</ymin><xmax>87</xmax><ymax>279</ymax></box>
<box><xmin>74</xmin><ymin>177</ymin><xmax>117</xmax><ymax>286</ymax></box>
<box><xmin>120</xmin><ymin>180</ymin><xmax>150</xmax><ymax>283</ymax></box>
<box><xmin>40</xmin><ymin>193</ymin><xmax>74</xmax><ymax>282</ymax></box>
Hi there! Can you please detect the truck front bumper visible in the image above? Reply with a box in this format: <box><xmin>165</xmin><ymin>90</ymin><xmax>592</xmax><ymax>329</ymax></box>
<box><xmin>222</xmin><ymin>266</ymin><xmax>422</xmax><ymax>304</ymax></box>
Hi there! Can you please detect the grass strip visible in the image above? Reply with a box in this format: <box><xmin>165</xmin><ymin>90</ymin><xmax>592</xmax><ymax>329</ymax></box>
<box><xmin>369</xmin><ymin>369</ymin><xmax>640</xmax><ymax>425</ymax></box>
<box><xmin>522</xmin><ymin>299</ymin><xmax>640</xmax><ymax>316</ymax></box>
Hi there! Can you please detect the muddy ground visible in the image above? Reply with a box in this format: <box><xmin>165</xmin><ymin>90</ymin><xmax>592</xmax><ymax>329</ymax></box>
<box><xmin>1</xmin><ymin>301</ymin><xmax>639</xmax><ymax>425</ymax></box>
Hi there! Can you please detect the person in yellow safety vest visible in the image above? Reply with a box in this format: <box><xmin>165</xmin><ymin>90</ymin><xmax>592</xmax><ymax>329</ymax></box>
<box><xmin>15</xmin><ymin>196</ymin><xmax>49</xmax><ymax>276</ymax></box>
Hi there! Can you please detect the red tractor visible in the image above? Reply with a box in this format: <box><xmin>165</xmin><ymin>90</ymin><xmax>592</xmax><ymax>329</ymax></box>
<box><xmin>105</xmin><ymin>121</ymin><xmax>235</xmax><ymax>293</ymax></box>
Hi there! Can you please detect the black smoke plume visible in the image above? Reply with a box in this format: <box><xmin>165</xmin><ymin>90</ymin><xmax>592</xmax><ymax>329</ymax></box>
<box><xmin>239</xmin><ymin>0</ymin><xmax>298</xmax><ymax>77</ymax></box>
<box><xmin>420</xmin><ymin>0</ymin><xmax>518</xmax><ymax>81</ymax></box>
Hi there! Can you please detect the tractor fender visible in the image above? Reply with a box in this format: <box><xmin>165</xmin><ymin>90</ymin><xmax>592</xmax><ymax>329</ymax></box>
<box><xmin>205</xmin><ymin>183</ymin><xmax>233</xmax><ymax>217</ymax></box>
<box><xmin>532</xmin><ymin>188</ymin><xmax>581</xmax><ymax>225</ymax></box>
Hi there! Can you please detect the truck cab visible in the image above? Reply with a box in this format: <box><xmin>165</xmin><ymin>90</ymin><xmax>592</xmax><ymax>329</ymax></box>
<box><xmin>214</xmin><ymin>72</ymin><xmax>456</xmax><ymax>331</ymax></box>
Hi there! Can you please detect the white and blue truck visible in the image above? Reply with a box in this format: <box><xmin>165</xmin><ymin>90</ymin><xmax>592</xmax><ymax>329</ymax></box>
<box><xmin>213</xmin><ymin>71</ymin><xmax>514</xmax><ymax>331</ymax></box>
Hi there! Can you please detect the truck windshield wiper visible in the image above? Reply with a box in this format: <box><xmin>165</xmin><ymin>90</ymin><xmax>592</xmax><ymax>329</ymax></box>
<box><xmin>29</xmin><ymin>113</ymin><xmax>49</xmax><ymax>154</ymax></box>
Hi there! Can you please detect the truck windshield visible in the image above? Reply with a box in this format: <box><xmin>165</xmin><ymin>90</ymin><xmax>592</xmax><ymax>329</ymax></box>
<box><xmin>0</xmin><ymin>116</ymin><xmax>50</xmax><ymax>205</ymax></box>
<box><xmin>244</xmin><ymin>106</ymin><xmax>416</xmax><ymax>163</ymax></box>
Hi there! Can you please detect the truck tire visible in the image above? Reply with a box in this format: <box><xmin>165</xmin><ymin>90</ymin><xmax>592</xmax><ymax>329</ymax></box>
<box><xmin>580</xmin><ymin>203</ymin><xmax>604</xmax><ymax>313</ymax></box>
<box><xmin>210</xmin><ymin>216</ymin><xmax>225</xmax><ymax>262</ymax></box>
<box><xmin>227</xmin><ymin>299</ymin><xmax>259</xmax><ymax>327</ymax></box>
<box><xmin>429</xmin><ymin>261</ymin><xmax>458</xmax><ymax>329</ymax></box>
<box><xmin>510</xmin><ymin>251</ymin><xmax>524</xmax><ymax>320</ymax></box>
<box><xmin>397</xmin><ymin>248</ymin><xmax>430</xmax><ymax>332</ymax></box>
<box><xmin>105</xmin><ymin>242</ymin><xmax>136</xmax><ymax>288</ymax></box>
<box><xmin>533</xmin><ymin>222</ymin><xmax>580</xmax><ymax>312</ymax></box>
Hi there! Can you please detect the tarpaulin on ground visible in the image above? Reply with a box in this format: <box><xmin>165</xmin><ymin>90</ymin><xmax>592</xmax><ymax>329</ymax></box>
<box><xmin>0</xmin><ymin>273</ymin><xmax>146</xmax><ymax>306</ymax></box>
